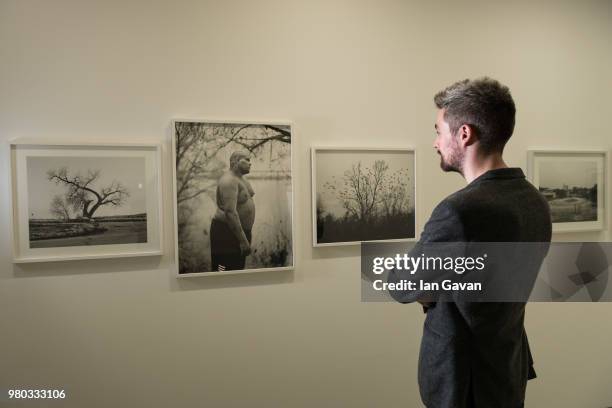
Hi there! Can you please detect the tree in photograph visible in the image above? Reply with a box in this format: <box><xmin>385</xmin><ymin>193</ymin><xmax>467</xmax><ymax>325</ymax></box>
<box><xmin>47</xmin><ymin>167</ymin><xmax>129</xmax><ymax>220</ymax></box>
<box><xmin>380</xmin><ymin>168</ymin><xmax>411</xmax><ymax>218</ymax></box>
<box><xmin>175</xmin><ymin>123</ymin><xmax>291</xmax><ymax>204</ymax></box>
<box><xmin>231</xmin><ymin>125</ymin><xmax>291</xmax><ymax>153</ymax></box>
<box><xmin>49</xmin><ymin>195</ymin><xmax>71</xmax><ymax>220</ymax></box>
<box><xmin>329</xmin><ymin>160</ymin><xmax>389</xmax><ymax>222</ymax></box>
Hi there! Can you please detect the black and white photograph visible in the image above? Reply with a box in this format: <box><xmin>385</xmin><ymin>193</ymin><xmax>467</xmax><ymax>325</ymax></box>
<box><xmin>529</xmin><ymin>150</ymin><xmax>607</xmax><ymax>233</ymax></box>
<box><xmin>27</xmin><ymin>156</ymin><xmax>147</xmax><ymax>248</ymax></box>
<box><xmin>173</xmin><ymin>120</ymin><xmax>294</xmax><ymax>276</ymax></box>
<box><xmin>312</xmin><ymin>147</ymin><xmax>416</xmax><ymax>246</ymax></box>
<box><xmin>11</xmin><ymin>143</ymin><xmax>163</xmax><ymax>262</ymax></box>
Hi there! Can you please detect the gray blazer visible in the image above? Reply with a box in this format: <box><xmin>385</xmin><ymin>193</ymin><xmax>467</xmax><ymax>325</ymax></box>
<box><xmin>389</xmin><ymin>168</ymin><xmax>552</xmax><ymax>408</ymax></box>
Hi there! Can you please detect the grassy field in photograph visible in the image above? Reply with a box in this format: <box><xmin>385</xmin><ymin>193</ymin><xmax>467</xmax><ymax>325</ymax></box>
<box><xmin>29</xmin><ymin>214</ymin><xmax>147</xmax><ymax>248</ymax></box>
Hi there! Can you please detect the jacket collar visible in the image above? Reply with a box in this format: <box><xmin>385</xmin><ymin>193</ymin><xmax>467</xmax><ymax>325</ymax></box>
<box><xmin>470</xmin><ymin>167</ymin><xmax>525</xmax><ymax>184</ymax></box>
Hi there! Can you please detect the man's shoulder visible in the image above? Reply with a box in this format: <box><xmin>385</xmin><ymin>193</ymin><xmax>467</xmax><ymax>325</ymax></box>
<box><xmin>431</xmin><ymin>190</ymin><xmax>465</xmax><ymax>216</ymax></box>
<box><xmin>434</xmin><ymin>176</ymin><xmax>552</xmax><ymax>242</ymax></box>
<box><xmin>421</xmin><ymin>196</ymin><xmax>466</xmax><ymax>242</ymax></box>
<box><xmin>433</xmin><ymin>187</ymin><xmax>479</xmax><ymax>217</ymax></box>
<box><xmin>446</xmin><ymin>176</ymin><xmax>544</xmax><ymax>212</ymax></box>
<box><xmin>218</xmin><ymin>172</ymin><xmax>239</xmax><ymax>187</ymax></box>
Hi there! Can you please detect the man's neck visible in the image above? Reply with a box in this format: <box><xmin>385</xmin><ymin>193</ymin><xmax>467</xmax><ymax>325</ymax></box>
<box><xmin>462</xmin><ymin>152</ymin><xmax>508</xmax><ymax>184</ymax></box>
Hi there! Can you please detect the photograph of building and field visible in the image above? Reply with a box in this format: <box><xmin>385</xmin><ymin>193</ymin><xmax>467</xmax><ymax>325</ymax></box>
<box><xmin>538</xmin><ymin>160</ymin><xmax>598</xmax><ymax>223</ymax></box>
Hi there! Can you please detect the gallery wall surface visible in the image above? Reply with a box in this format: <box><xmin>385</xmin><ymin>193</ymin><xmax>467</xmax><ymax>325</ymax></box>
<box><xmin>1</xmin><ymin>0</ymin><xmax>611</xmax><ymax>407</ymax></box>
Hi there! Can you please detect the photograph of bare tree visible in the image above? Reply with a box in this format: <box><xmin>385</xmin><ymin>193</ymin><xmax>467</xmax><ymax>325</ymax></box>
<box><xmin>26</xmin><ymin>156</ymin><xmax>147</xmax><ymax>248</ymax></box>
<box><xmin>174</xmin><ymin>121</ymin><xmax>293</xmax><ymax>275</ymax></box>
<box><xmin>312</xmin><ymin>148</ymin><xmax>416</xmax><ymax>246</ymax></box>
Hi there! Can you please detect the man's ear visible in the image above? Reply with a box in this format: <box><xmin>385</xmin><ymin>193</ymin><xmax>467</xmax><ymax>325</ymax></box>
<box><xmin>458</xmin><ymin>124</ymin><xmax>477</xmax><ymax>147</ymax></box>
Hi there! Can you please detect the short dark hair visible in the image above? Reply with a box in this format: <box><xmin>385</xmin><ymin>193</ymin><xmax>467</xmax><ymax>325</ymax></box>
<box><xmin>434</xmin><ymin>77</ymin><xmax>516</xmax><ymax>153</ymax></box>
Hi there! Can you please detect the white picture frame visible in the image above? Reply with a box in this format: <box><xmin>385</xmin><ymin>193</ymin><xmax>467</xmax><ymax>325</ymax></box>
<box><xmin>527</xmin><ymin>149</ymin><xmax>608</xmax><ymax>233</ymax></box>
<box><xmin>172</xmin><ymin>119</ymin><xmax>295</xmax><ymax>277</ymax></box>
<box><xmin>311</xmin><ymin>146</ymin><xmax>417</xmax><ymax>247</ymax></box>
<box><xmin>10</xmin><ymin>142</ymin><xmax>163</xmax><ymax>263</ymax></box>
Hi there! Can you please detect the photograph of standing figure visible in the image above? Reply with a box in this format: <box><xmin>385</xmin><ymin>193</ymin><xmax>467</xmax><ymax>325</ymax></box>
<box><xmin>173</xmin><ymin>121</ymin><xmax>293</xmax><ymax>276</ymax></box>
<box><xmin>209</xmin><ymin>150</ymin><xmax>255</xmax><ymax>272</ymax></box>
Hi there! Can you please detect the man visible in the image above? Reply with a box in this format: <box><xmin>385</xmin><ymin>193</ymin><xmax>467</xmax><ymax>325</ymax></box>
<box><xmin>388</xmin><ymin>78</ymin><xmax>552</xmax><ymax>407</ymax></box>
<box><xmin>210</xmin><ymin>150</ymin><xmax>255</xmax><ymax>271</ymax></box>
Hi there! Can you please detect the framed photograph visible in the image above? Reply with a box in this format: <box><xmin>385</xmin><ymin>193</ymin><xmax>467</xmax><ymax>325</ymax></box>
<box><xmin>311</xmin><ymin>147</ymin><xmax>417</xmax><ymax>246</ymax></box>
<box><xmin>527</xmin><ymin>149</ymin><xmax>608</xmax><ymax>233</ymax></box>
<box><xmin>10</xmin><ymin>142</ymin><xmax>163</xmax><ymax>263</ymax></box>
<box><xmin>172</xmin><ymin>120</ymin><xmax>294</xmax><ymax>276</ymax></box>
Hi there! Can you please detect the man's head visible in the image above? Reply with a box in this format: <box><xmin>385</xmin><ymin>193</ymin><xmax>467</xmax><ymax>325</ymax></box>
<box><xmin>433</xmin><ymin>77</ymin><xmax>516</xmax><ymax>174</ymax></box>
<box><xmin>229</xmin><ymin>151</ymin><xmax>252</xmax><ymax>175</ymax></box>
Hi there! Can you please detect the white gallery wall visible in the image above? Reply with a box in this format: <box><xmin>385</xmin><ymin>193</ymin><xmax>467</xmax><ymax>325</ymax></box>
<box><xmin>1</xmin><ymin>0</ymin><xmax>611</xmax><ymax>406</ymax></box>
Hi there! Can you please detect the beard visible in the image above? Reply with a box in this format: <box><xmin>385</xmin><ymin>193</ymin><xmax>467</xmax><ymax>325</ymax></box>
<box><xmin>438</xmin><ymin>148</ymin><xmax>464</xmax><ymax>174</ymax></box>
